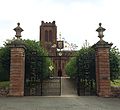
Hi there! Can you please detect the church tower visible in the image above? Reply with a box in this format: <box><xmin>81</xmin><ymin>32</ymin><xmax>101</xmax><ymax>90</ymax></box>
<box><xmin>40</xmin><ymin>21</ymin><xmax>57</xmax><ymax>56</ymax></box>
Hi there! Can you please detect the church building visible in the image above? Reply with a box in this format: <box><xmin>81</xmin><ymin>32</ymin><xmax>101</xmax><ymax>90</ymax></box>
<box><xmin>40</xmin><ymin>21</ymin><xmax>75</xmax><ymax>76</ymax></box>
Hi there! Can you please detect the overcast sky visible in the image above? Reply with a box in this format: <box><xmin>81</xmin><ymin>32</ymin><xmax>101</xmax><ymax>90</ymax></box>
<box><xmin>0</xmin><ymin>0</ymin><xmax>120</xmax><ymax>50</ymax></box>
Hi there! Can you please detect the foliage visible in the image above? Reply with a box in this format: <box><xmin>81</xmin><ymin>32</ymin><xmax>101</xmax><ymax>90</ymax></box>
<box><xmin>23</xmin><ymin>39</ymin><xmax>52</xmax><ymax>79</ymax></box>
<box><xmin>65</xmin><ymin>40</ymin><xmax>95</xmax><ymax>78</ymax></box>
<box><xmin>0</xmin><ymin>39</ymin><xmax>52</xmax><ymax>81</ymax></box>
<box><xmin>76</xmin><ymin>47</ymin><xmax>96</xmax><ymax>79</ymax></box>
<box><xmin>65</xmin><ymin>40</ymin><xmax>120</xmax><ymax>81</ymax></box>
<box><xmin>65</xmin><ymin>57</ymin><xmax>77</xmax><ymax>78</ymax></box>
<box><xmin>111</xmin><ymin>80</ymin><xmax>120</xmax><ymax>86</ymax></box>
<box><xmin>110</xmin><ymin>46</ymin><xmax>120</xmax><ymax>81</ymax></box>
<box><xmin>0</xmin><ymin>81</ymin><xmax>9</xmax><ymax>88</ymax></box>
<box><xmin>0</xmin><ymin>47</ymin><xmax>10</xmax><ymax>81</ymax></box>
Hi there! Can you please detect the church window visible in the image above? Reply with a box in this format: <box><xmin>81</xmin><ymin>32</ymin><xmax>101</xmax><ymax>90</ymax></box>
<box><xmin>49</xmin><ymin>30</ymin><xmax>52</xmax><ymax>42</ymax></box>
<box><xmin>45</xmin><ymin>30</ymin><xmax>48</xmax><ymax>41</ymax></box>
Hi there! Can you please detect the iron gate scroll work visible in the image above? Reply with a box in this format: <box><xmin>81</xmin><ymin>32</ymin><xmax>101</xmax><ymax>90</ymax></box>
<box><xmin>24</xmin><ymin>51</ymin><xmax>61</xmax><ymax>96</ymax></box>
<box><xmin>77</xmin><ymin>51</ymin><xmax>96</xmax><ymax>96</ymax></box>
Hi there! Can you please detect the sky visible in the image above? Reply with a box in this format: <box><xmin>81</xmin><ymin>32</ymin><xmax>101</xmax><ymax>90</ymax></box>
<box><xmin>0</xmin><ymin>0</ymin><xmax>120</xmax><ymax>50</ymax></box>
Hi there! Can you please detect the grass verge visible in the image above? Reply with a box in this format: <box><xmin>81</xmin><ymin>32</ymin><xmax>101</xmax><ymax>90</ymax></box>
<box><xmin>0</xmin><ymin>81</ymin><xmax>9</xmax><ymax>88</ymax></box>
<box><xmin>111</xmin><ymin>80</ymin><xmax>120</xmax><ymax>87</ymax></box>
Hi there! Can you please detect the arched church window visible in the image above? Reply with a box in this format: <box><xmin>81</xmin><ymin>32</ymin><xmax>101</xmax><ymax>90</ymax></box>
<box><xmin>45</xmin><ymin>30</ymin><xmax>48</xmax><ymax>41</ymax></box>
<box><xmin>49</xmin><ymin>30</ymin><xmax>52</xmax><ymax>42</ymax></box>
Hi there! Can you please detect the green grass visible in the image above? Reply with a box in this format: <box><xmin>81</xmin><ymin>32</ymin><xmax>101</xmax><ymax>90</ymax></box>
<box><xmin>0</xmin><ymin>81</ymin><xmax>9</xmax><ymax>88</ymax></box>
<box><xmin>111</xmin><ymin>80</ymin><xmax>120</xmax><ymax>87</ymax></box>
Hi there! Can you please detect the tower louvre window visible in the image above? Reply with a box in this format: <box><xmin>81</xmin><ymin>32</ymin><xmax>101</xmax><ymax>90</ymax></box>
<box><xmin>49</xmin><ymin>30</ymin><xmax>52</xmax><ymax>42</ymax></box>
<box><xmin>45</xmin><ymin>30</ymin><xmax>48</xmax><ymax>41</ymax></box>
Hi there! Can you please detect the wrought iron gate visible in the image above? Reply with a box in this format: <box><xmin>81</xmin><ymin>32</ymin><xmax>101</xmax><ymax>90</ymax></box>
<box><xmin>76</xmin><ymin>51</ymin><xmax>96</xmax><ymax>96</ymax></box>
<box><xmin>24</xmin><ymin>51</ymin><xmax>61</xmax><ymax>96</ymax></box>
<box><xmin>24</xmin><ymin>51</ymin><xmax>43</xmax><ymax>96</ymax></box>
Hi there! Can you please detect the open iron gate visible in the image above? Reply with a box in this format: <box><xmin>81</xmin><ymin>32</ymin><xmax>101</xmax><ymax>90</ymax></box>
<box><xmin>76</xmin><ymin>51</ymin><xmax>96</xmax><ymax>96</ymax></box>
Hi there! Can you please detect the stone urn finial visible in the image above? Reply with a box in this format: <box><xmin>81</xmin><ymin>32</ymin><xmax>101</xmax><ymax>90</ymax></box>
<box><xmin>13</xmin><ymin>23</ymin><xmax>24</xmax><ymax>39</ymax></box>
<box><xmin>96</xmin><ymin>23</ymin><xmax>106</xmax><ymax>41</ymax></box>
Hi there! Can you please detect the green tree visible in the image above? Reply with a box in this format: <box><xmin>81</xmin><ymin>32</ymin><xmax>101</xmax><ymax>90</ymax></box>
<box><xmin>0</xmin><ymin>39</ymin><xmax>52</xmax><ymax>81</ymax></box>
<box><xmin>65</xmin><ymin>57</ymin><xmax>77</xmax><ymax>78</ymax></box>
<box><xmin>65</xmin><ymin>40</ymin><xmax>95</xmax><ymax>78</ymax></box>
<box><xmin>0</xmin><ymin>47</ymin><xmax>10</xmax><ymax>81</ymax></box>
<box><xmin>65</xmin><ymin>40</ymin><xmax>120</xmax><ymax>81</ymax></box>
<box><xmin>110</xmin><ymin>46</ymin><xmax>120</xmax><ymax>81</ymax></box>
<box><xmin>76</xmin><ymin>46</ymin><xmax>96</xmax><ymax>79</ymax></box>
<box><xmin>22</xmin><ymin>39</ymin><xmax>52</xmax><ymax>79</ymax></box>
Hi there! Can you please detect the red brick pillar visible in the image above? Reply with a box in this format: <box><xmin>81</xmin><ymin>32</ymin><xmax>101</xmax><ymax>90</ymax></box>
<box><xmin>9</xmin><ymin>42</ymin><xmax>25</xmax><ymax>96</ymax></box>
<box><xmin>94</xmin><ymin>40</ymin><xmax>112</xmax><ymax>97</ymax></box>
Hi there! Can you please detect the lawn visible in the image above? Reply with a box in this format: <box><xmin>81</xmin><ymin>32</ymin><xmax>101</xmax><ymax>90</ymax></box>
<box><xmin>111</xmin><ymin>80</ymin><xmax>120</xmax><ymax>87</ymax></box>
<box><xmin>0</xmin><ymin>81</ymin><xmax>9</xmax><ymax>88</ymax></box>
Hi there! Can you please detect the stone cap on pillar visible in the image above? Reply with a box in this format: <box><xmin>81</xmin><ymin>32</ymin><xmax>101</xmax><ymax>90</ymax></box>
<box><xmin>92</xmin><ymin>40</ymin><xmax>113</xmax><ymax>49</ymax></box>
<box><xmin>9</xmin><ymin>39</ymin><xmax>26</xmax><ymax>49</ymax></box>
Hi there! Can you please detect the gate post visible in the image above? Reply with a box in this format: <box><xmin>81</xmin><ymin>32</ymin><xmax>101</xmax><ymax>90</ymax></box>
<box><xmin>9</xmin><ymin>23</ymin><xmax>25</xmax><ymax>96</ymax></box>
<box><xmin>93</xmin><ymin>23</ymin><xmax>112</xmax><ymax>97</ymax></box>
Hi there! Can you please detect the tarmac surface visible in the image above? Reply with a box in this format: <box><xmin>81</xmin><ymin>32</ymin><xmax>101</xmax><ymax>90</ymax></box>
<box><xmin>0</xmin><ymin>96</ymin><xmax>120</xmax><ymax>110</ymax></box>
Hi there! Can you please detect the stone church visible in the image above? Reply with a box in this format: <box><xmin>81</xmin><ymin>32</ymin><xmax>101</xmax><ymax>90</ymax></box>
<box><xmin>40</xmin><ymin>21</ymin><xmax>76</xmax><ymax>76</ymax></box>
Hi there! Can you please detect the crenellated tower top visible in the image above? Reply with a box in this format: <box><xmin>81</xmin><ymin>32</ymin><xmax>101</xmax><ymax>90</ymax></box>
<box><xmin>41</xmin><ymin>21</ymin><xmax>56</xmax><ymax>27</ymax></box>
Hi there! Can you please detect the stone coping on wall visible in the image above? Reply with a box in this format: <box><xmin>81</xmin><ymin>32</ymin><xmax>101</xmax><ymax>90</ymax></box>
<box><xmin>111</xmin><ymin>86</ymin><xmax>120</xmax><ymax>98</ymax></box>
<box><xmin>0</xmin><ymin>87</ymin><xmax>9</xmax><ymax>96</ymax></box>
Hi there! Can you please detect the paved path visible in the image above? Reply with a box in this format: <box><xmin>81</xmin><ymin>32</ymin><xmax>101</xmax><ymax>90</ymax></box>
<box><xmin>61</xmin><ymin>77</ymin><xmax>77</xmax><ymax>96</ymax></box>
<box><xmin>0</xmin><ymin>96</ymin><xmax>120</xmax><ymax>110</ymax></box>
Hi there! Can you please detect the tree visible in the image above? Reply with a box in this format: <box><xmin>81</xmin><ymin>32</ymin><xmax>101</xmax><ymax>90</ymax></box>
<box><xmin>0</xmin><ymin>47</ymin><xmax>10</xmax><ymax>81</ymax></box>
<box><xmin>65</xmin><ymin>40</ymin><xmax>95</xmax><ymax>78</ymax></box>
<box><xmin>65</xmin><ymin>57</ymin><xmax>77</xmax><ymax>78</ymax></box>
<box><xmin>24</xmin><ymin>39</ymin><xmax>52</xmax><ymax>79</ymax></box>
<box><xmin>76</xmin><ymin>46</ymin><xmax>96</xmax><ymax>79</ymax></box>
<box><xmin>110</xmin><ymin>46</ymin><xmax>120</xmax><ymax>81</ymax></box>
<box><xmin>0</xmin><ymin>39</ymin><xmax>52</xmax><ymax>81</ymax></box>
<box><xmin>65</xmin><ymin>40</ymin><xmax>120</xmax><ymax>81</ymax></box>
